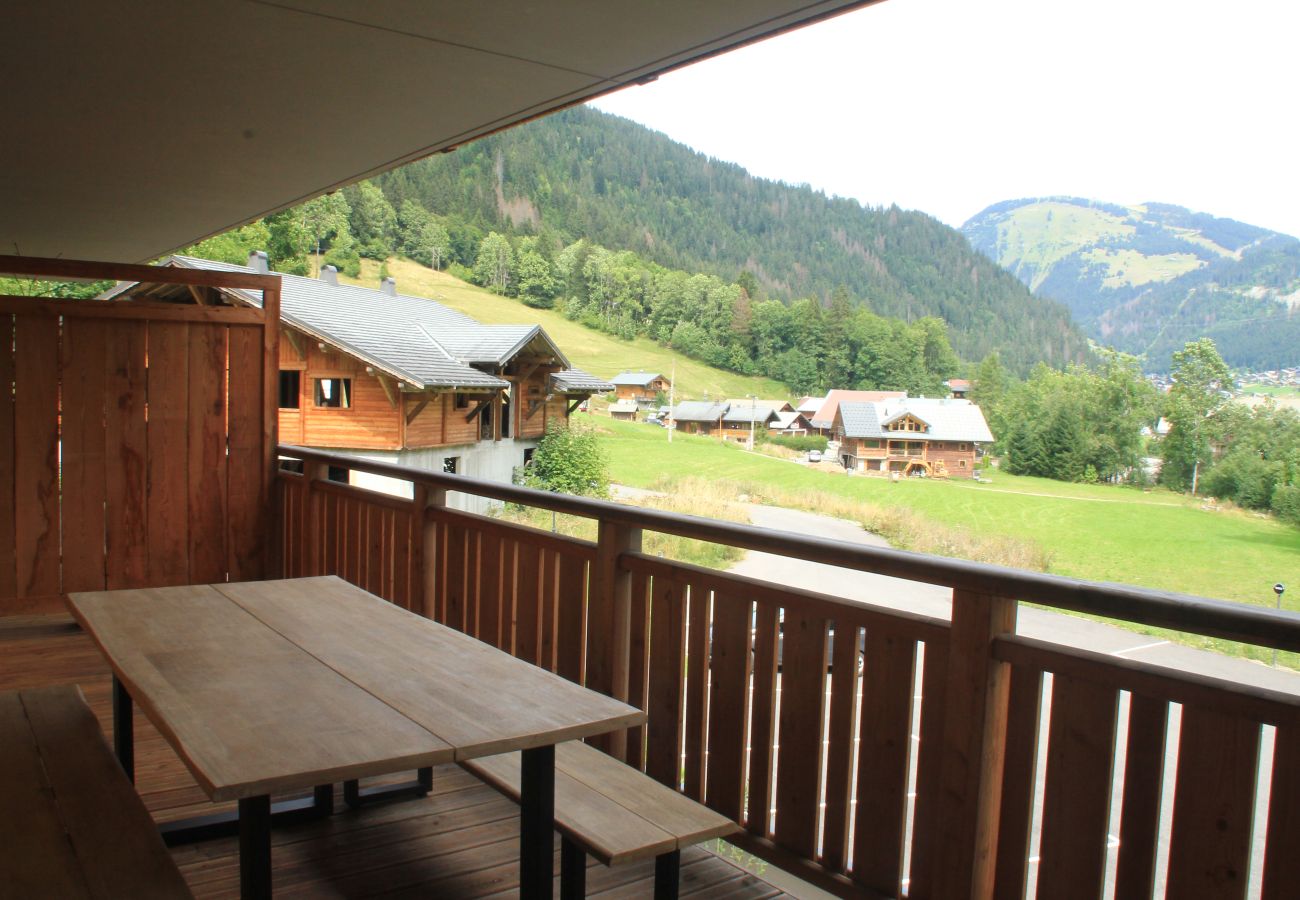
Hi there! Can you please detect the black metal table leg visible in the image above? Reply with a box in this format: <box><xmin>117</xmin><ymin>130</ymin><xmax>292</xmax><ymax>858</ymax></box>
<box><xmin>342</xmin><ymin>766</ymin><xmax>434</xmax><ymax>809</ymax></box>
<box><xmin>560</xmin><ymin>835</ymin><xmax>586</xmax><ymax>899</ymax></box>
<box><xmin>239</xmin><ymin>795</ymin><xmax>272</xmax><ymax>900</ymax></box>
<box><xmin>520</xmin><ymin>744</ymin><xmax>556</xmax><ymax>899</ymax></box>
<box><xmin>112</xmin><ymin>675</ymin><xmax>134</xmax><ymax>782</ymax></box>
<box><xmin>654</xmin><ymin>849</ymin><xmax>681</xmax><ymax>900</ymax></box>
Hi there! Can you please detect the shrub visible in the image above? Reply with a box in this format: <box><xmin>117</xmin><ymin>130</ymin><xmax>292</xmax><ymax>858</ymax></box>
<box><xmin>521</xmin><ymin>421</ymin><xmax>609</xmax><ymax>498</ymax></box>
<box><xmin>759</xmin><ymin>433</ymin><xmax>828</xmax><ymax>453</ymax></box>
<box><xmin>1273</xmin><ymin>484</ymin><xmax>1300</xmax><ymax>526</ymax></box>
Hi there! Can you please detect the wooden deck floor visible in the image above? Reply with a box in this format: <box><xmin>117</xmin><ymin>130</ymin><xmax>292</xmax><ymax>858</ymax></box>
<box><xmin>1</xmin><ymin>615</ymin><xmax>786</xmax><ymax>898</ymax></box>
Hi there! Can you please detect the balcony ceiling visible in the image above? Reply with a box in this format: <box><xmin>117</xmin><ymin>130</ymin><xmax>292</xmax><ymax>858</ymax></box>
<box><xmin>0</xmin><ymin>0</ymin><xmax>874</xmax><ymax>264</ymax></box>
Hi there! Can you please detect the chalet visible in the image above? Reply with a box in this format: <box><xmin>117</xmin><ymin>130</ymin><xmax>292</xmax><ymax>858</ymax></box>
<box><xmin>725</xmin><ymin>398</ymin><xmax>795</xmax><ymax>414</ymax></box>
<box><xmin>104</xmin><ymin>254</ymin><xmax>612</xmax><ymax>509</ymax></box>
<box><xmin>720</xmin><ymin>404</ymin><xmax>781</xmax><ymax>444</ymax></box>
<box><xmin>608</xmin><ymin>399</ymin><xmax>640</xmax><ymax>421</ymax></box>
<box><xmin>769</xmin><ymin>410</ymin><xmax>812</xmax><ymax>436</ymax></box>
<box><xmin>808</xmin><ymin>389</ymin><xmax>908</xmax><ymax>434</ymax></box>
<box><xmin>669</xmin><ymin>400</ymin><xmax>728</xmax><ymax>435</ymax></box>
<box><xmin>946</xmin><ymin>378</ymin><xmax>972</xmax><ymax>399</ymax></box>
<box><xmin>610</xmin><ymin>371</ymin><xmax>671</xmax><ymax>405</ymax></box>
<box><xmin>833</xmin><ymin>397</ymin><xmax>993</xmax><ymax>478</ymax></box>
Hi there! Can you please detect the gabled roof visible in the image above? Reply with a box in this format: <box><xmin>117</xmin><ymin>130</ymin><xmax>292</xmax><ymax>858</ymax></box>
<box><xmin>611</xmin><ymin>372</ymin><xmax>666</xmax><ymax>386</ymax></box>
<box><xmin>671</xmin><ymin>401</ymin><xmax>728</xmax><ymax>422</ymax></box>
<box><xmin>725</xmin><ymin>398</ymin><xmax>794</xmax><ymax>413</ymax></box>
<box><xmin>771</xmin><ymin>410</ymin><xmax>812</xmax><ymax>430</ymax></box>
<box><xmin>796</xmin><ymin>396</ymin><xmax>824</xmax><ymax>415</ymax></box>
<box><xmin>880</xmin><ymin>410</ymin><xmax>932</xmax><ymax>429</ymax></box>
<box><xmin>551</xmin><ymin>370</ymin><xmax>615</xmax><ymax>394</ymax></box>
<box><xmin>811</xmin><ymin>389</ymin><xmax>908</xmax><ymax>428</ymax></box>
<box><xmin>838</xmin><ymin>398</ymin><xmax>994</xmax><ymax>443</ymax></box>
<box><xmin>609</xmin><ymin>399</ymin><xmax>641</xmax><ymax>414</ymax></box>
<box><xmin>424</xmin><ymin>323</ymin><xmax>568</xmax><ymax>368</ymax></box>
<box><xmin>722</xmin><ymin>405</ymin><xmax>779</xmax><ymax>425</ymax></box>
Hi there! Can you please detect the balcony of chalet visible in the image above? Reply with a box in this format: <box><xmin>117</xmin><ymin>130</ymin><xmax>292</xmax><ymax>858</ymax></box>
<box><xmin>4</xmin><ymin>257</ymin><xmax>1300</xmax><ymax>899</ymax></box>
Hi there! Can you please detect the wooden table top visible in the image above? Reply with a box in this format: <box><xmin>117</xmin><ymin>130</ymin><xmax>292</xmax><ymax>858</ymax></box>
<box><xmin>68</xmin><ymin>577</ymin><xmax>644</xmax><ymax>802</ymax></box>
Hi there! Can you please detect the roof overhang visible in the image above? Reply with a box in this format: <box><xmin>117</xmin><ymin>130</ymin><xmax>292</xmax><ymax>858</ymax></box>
<box><xmin>2</xmin><ymin>0</ymin><xmax>877</xmax><ymax>263</ymax></box>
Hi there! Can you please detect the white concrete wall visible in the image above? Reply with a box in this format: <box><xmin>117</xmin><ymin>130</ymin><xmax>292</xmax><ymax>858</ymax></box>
<box><xmin>340</xmin><ymin>439</ymin><xmax>540</xmax><ymax>515</ymax></box>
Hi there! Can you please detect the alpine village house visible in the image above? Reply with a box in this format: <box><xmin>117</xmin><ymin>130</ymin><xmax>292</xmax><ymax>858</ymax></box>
<box><xmin>833</xmin><ymin>397</ymin><xmax>993</xmax><ymax>477</ymax></box>
<box><xmin>105</xmin><ymin>254</ymin><xmax>612</xmax><ymax>509</ymax></box>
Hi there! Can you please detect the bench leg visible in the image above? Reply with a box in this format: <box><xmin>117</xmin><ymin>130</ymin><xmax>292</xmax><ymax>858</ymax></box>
<box><xmin>239</xmin><ymin>795</ymin><xmax>272</xmax><ymax>900</ymax></box>
<box><xmin>112</xmin><ymin>675</ymin><xmax>133</xmax><ymax>782</ymax></box>
<box><xmin>342</xmin><ymin>766</ymin><xmax>433</xmax><ymax>809</ymax></box>
<box><xmin>520</xmin><ymin>744</ymin><xmax>556</xmax><ymax>899</ymax></box>
<box><xmin>561</xmin><ymin>835</ymin><xmax>587</xmax><ymax>899</ymax></box>
<box><xmin>654</xmin><ymin>849</ymin><xmax>681</xmax><ymax>900</ymax></box>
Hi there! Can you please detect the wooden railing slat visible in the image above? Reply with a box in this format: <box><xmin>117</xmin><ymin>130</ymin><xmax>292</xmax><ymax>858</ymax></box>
<box><xmin>145</xmin><ymin>321</ymin><xmax>190</xmax><ymax>588</ymax></box>
<box><xmin>59</xmin><ymin>318</ymin><xmax>109</xmax><ymax>594</ymax></box>
<box><xmin>1037</xmin><ymin>673</ymin><xmax>1119</xmax><ymax>900</ymax></box>
<box><xmin>992</xmin><ymin>665</ymin><xmax>1044</xmax><ymax>900</ymax></box>
<box><xmin>1167</xmin><ymin>706</ymin><xmax>1260</xmax><ymax>900</ymax></box>
<box><xmin>444</xmin><ymin>524</ymin><xmax>467</xmax><ymax>632</ymax></box>
<box><xmin>1262</xmin><ymin>722</ymin><xmax>1300</xmax><ymax>900</ymax></box>
<box><xmin>748</xmin><ymin>600</ymin><xmax>780</xmax><ymax>837</ymax></box>
<box><xmin>904</xmin><ymin>636</ymin><xmax>949</xmax><ymax>900</ymax></box>
<box><xmin>1115</xmin><ymin>693</ymin><xmax>1169</xmax><ymax>900</ymax></box>
<box><xmin>515</xmin><ymin>542</ymin><xmax>542</xmax><ymax>664</ymax></box>
<box><xmin>14</xmin><ymin>315</ymin><xmax>63</xmax><ymax>600</ymax></box>
<box><xmin>852</xmin><ymin>629</ymin><xmax>916</xmax><ymax>894</ymax></box>
<box><xmin>186</xmin><ymin>322</ymin><xmax>228</xmax><ymax>585</ymax></box>
<box><xmin>626</xmin><ymin>570</ymin><xmax>650</xmax><ymax>770</ymax></box>
<box><xmin>103</xmin><ymin>321</ymin><xmax>148</xmax><ymax>591</ymax></box>
<box><xmin>555</xmin><ymin>550</ymin><xmax>587</xmax><ymax>684</ymax></box>
<box><xmin>0</xmin><ymin>312</ymin><xmax>15</xmax><ymax>601</ymax></box>
<box><xmin>478</xmin><ymin>531</ymin><xmax>503</xmax><ymax>649</ymax></box>
<box><xmin>705</xmin><ymin>591</ymin><xmax>752</xmax><ymax>822</ymax></box>
<box><xmin>226</xmin><ymin>325</ymin><xmax>265</xmax><ymax>583</ymax></box>
<box><xmin>821</xmin><ymin>622</ymin><xmax>861</xmax><ymax>873</ymax></box>
<box><xmin>683</xmin><ymin>583</ymin><xmax>710</xmax><ymax>801</ymax></box>
<box><xmin>774</xmin><ymin>610</ymin><xmax>828</xmax><ymax>860</ymax></box>
<box><xmin>646</xmin><ymin>576</ymin><xmax>686</xmax><ymax>789</ymax></box>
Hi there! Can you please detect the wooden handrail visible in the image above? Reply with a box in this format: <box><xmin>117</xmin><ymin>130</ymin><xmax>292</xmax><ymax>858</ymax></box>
<box><xmin>0</xmin><ymin>254</ymin><xmax>280</xmax><ymax>291</ymax></box>
<box><xmin>277</xmin><ymin>444</ymin><xmax>1300</xmax><ymax>652</ymax></box>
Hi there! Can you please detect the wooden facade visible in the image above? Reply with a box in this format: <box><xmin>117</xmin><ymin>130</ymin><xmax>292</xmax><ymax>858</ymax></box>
<box><xmin>613</xmin><ymin>373</ymin><xmax>670</xmax><ymax>404</ymax></box>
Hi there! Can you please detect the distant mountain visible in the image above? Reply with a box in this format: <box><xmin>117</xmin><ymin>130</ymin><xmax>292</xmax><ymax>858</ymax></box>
<box><xmin>963</xmin><ymin>197</ymin><xmax>1300</xmax><ymax>372</ymax></box>
<box><xmin>375</xmin><ymin>107</ymin><xmax>1089</xmax><ymax>375</ymax></box>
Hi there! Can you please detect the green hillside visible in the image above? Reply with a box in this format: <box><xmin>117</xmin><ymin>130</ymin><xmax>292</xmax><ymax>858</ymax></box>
<box><xmin>963</xmin><ymin>197</ymin><xmax>1300</xmax><ymax>371</ymax></box>
<box><xmin>374</xmin><ymin>106</ymin><xmax>1089</xmax><ymax>375</ymax></box>
<box><xmin>344</xmin><ymin>258</ymin><xmax>788</xmax><ymax>399</ymax></box>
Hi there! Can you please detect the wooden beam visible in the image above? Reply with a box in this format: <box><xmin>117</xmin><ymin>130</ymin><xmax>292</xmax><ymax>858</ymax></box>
<box><xmin>0</xmin><ymin>295</ymin><xmax>264</xmax><ymax>324</ymax></box>
<box><xmin>514</xmin><ymin>360</ymin><xmax>542</xmax><ymax>383</ymax></box>
<box><xmin>465</xmin><ymin>398</ymin><xmax>490</xmax><ymax>423</ymax></box>
<box><xmin>282</xmin><ymin>328</ymin><xmax>305</xmax><ymax>361</ymax></box>
<box><xmin>405</xmin><ymin>397</ymin><xmax>430</xmax><ymax>425</ymax></box>
<box><xmin>376</xmin><ymin>374</ymin><xmax>398</xmax><ymax>410</ymax></box>
<box><xmin>526</xmin><ymin>399</ymin><xmax>544</xmax><ymax>420</ymax></box>
<box><xmin>186</xmin><ymin>285</ymin><xmax>209</xmax><ymax>306</ymax></box>
<box><xmin>567</xmin><ymin>397</ymin><xmax>586</xmax><ymax>415</ymax></box>
<box><xmin>0</xmin><ymin>254</ymin><xmax>280</xmax><ymax>291</ymax></box>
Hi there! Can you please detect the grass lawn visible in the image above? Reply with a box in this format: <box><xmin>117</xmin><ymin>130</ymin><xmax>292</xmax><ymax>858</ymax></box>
<box><xmin>343</xmin><ymin>258</ymin><xmax>788</xmax><ymax>400</ymax></box>
<box><xmin>591</xmin><ymin>415</ymin><xmax>1300</xmax><ymax>616</ymax></box>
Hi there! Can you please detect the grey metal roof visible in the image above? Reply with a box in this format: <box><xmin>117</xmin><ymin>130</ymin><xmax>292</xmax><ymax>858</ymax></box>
<box><xmin>610</xmin><ymin>372</ymin><xmax>664</xmax><ymax>386</ymax></box>
<box><xmin>838</xmin><ymin>399</ymin><xmax>994</xmax><ymax>443</ymax></box>
<box><xmin>426</xmin><ymin>323</ymin><xmax>570</xmax><ymax>368</ymax></box>
<box><xmin>671</xmin><ymin>401</ymin><xmax>728</xmax><ymax>422</ymax></box>
<box><xmin>143</xmin><ymin>257</ymin><xmax>520</xmax><ymax>389</ymax></box>
<box><xmin>722</xmin><ymin>405</ymin><xmax>778</xmax><ymax>425</ymax></box>
<box><xmin>551</xmin><ymin>369</ymin><xmax>614</xmax><ymax>394</ymax></box>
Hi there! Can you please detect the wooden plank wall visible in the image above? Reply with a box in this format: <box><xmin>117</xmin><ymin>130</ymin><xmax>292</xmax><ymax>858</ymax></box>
<box><xmin>0</xmin><ymin>300</ymin><xmax>273</xmax><ymax>614</ymax></box>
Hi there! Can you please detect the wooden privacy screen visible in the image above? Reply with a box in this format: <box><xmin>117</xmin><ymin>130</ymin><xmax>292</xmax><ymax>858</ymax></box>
<box><xmin>0</xmin><ymin>295</ymin><xmax>277</xmax><ymax>614</ymax></box>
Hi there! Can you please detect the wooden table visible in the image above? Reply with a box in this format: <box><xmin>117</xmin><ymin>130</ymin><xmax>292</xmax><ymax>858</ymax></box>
<box><xmin>69</xmin><ymin>576</ymin><xmax>644</xmax><ymax>899</ymax></box>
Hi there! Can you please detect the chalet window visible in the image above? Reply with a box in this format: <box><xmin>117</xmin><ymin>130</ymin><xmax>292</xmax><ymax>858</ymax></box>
<box><xmin>864</xmin><ymin>439</ymin><xmax>881</xmax><ymax>448</ymax></box>
<box><xmin>314</xmin><ymin>378</ymin><xmax>351</xmax><ymax>408</ymax></box>
<box><xmin>278</xmin><ymin>370</ymin><xmax>300</xmax><ymax>409</ymax></box>
<box><xmin>443</xmin><ymin>456</ymin><xmax>459</xmax><ymax>475</ymax></box>
<box><xmin>959</xmin><ymin>459</ymin><xmax>967</xmax><ymax>468</ymax></box>
<box><xmin>959</xmin><ymin>443</ymin><xmax>969</xmax><ymax>451</ymax></box>
<box><xmin>523</xmin><ymin>448</ymin><xmax>535</xmax><ymax>466</ymax></box>
<box><xmin>454</xmin><ymin>393</ymin><xmax>472</xmax><ymax>409</ymax></box>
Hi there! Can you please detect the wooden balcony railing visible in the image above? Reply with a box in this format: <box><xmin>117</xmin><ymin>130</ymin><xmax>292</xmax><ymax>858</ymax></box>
<box><xmin>274</xmin><ymin>445</ymin><xmax>1300</xmax><ymax>900</ymax></box>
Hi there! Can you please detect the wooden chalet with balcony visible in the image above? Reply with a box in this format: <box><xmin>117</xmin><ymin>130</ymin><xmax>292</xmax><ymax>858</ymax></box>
<box><xmin>104</xmin><ymin>254</ymin><xmax>612</xmax><ymax>507</ymax></box>
<box><xmin>808</xmin><ymin>388</ymin><xmax>908</xmax><ymax>435</ymax></box>
<box><xmin>5</xmin><ymin>2</ymin><xmax>1300</xmax><ymax>899</ymax></box>
<box><xmin>610</xmin><ymin>371</ymin><xmax>672</xmax><ymax>406</ymax></box>
<box><xmin>834</xmin><ymin>397</ymin><xmax>993</xmax><ymax>477</ymax></box>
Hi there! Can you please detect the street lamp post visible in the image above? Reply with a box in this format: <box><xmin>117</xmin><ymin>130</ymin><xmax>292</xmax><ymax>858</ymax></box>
<box><xmin>748</xmin><ymin>395</ymin><xmax>757</xmax><ymax>450</ymax></box>
<box><xmin>1273</xmin><ymin>583</ymin><xmax>1286</xmax><ymax>667</ymax></box>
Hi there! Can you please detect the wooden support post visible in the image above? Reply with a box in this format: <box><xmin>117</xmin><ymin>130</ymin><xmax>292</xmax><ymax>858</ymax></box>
<box><xmin>931</xmin><ymin>589</ymin><xmax>1017</xmax><ymax>899</ymax></box>
<box><xmin>588</xmin><ymin>520</ymin><xmax>642</xmax><ymax>760</ymax></box>
<box><xmin>417</xmin><ymin>483</ymin><xmax>448</xmax><ymax>622</ymax></box>
<box><xmin>305</xmin><ymin>460</ymin><xmax>328</xmax><ymax>578</ymax></box>
<box><xmin>261</xmin><ymin>285</ymin><xmax>281</xmax><ymax>582</ymax></box>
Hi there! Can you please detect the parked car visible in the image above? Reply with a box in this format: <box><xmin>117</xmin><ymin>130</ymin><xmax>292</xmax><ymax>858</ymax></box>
<box><xmin>807</xmin><ymin>449</ymin><xmax>823</xmax><ymax>463</ymax></box>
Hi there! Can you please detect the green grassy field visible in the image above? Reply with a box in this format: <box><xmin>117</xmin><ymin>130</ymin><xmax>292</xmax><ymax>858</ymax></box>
<box><xmin>592</xmin><ymin>415</ymin><xmax>1300</xmax><ymax>615</ymax></box>
<box><xmin>343</xmin><ymin>258</ymin><xmax>788</xmax><ymax>400</ymax></box>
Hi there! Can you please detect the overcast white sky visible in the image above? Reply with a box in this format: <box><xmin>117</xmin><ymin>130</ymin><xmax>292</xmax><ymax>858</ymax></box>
<box><xmin>592</xmin><ymin>0</ymin><xmax>1300</xmax><ymax>238</ymax></box>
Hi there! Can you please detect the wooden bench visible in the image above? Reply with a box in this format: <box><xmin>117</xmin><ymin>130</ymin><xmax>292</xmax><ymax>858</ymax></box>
<box><xmin>0</xmin><ymin>685</ymin><xmax>193</xmax><ymax>899</ymax></box>
<box><xmin>463</xmin><ymin>740</ymin><xmax>738</xmax><ymax>899</ymax></box>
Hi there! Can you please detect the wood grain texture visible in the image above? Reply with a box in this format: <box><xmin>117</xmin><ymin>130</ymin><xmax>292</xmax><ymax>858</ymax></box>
<box><xmin>13</xmin><ymin>685</ymin><xmax>195</xmax><ymax>898</ymax></box>
<box><xmin>0</xmin><ymin>312</ymin><xmax>13</xmax><ymax>602</ymax></box>
<box><xmin>626</xmin><ymin>569</ymin><xmax>650</xmax><ymax>769</ymax></box>
<box><xmin>852</xmin><ymin>628</ymin><xmax>917</xmax><ymax>895</ymax></box>
<box><xmin>220</xmin><ymin>577</ymin><xmax>643</xmax><ymax>759</ymax></box>
<box><xmin>515</xmin><ymin>541</ymin><xmax>542</xmax><ymax>665</ymax></box>
<box><xmin>1114</xmin><ymin>693</ymin><xmax>1168</xmax><ymax>900</ymax></box>
<box><xmin>748</xmin><ymin>600</ymin><xmax>780</xmax><ymax>837</ymax></box>
<box><xmin>1166</xmin><ymin>706</ymin><xmax>1260</xmax><ymax>900</ymax></box>
<box><xmin>774</xmin><ymin>610</ymin><xmax>827</xmax><ymax>860</ymax></box>
<box><xmin>0</xmin><ymin>255</ymin><xmax>278</xmax><ymax>290</ymax></box>
<box><xmin>821</xmin><ymin>620</ymin><xmax>860</xmax><ymax>874</ymax></box>
<box><xmin>555</xmin><ymin>550</ymin><xmax>587</xmax><ymax>685</ymax></box>
<box><xmin>70</xmin><ymin>582</ymin><xmax>451</xmax><ymax>800</ymax></box>
<box><xmin>907</xmin><ymin>637</ymin><xmax>950</xmax><ymax>900</ymax></box>
<box><xmin>1036</xmin><ymin>673</ymin><xmax>1119</xmax><ymax>900</ymax></box>
<box><xmin>226</xmin><ymin>325</ymin><xmax>264</xmax><ymax>582</ymax></box>
<box><xmin>646</xmin><ymin>576</ymin><xmax>687</xmax><ymax>790</ymax></box>
<box><xmin>103</xmin><ymin>321</ymin><xmax>148</xmax><ymax>590</ymax></box>
<box><xmin>683</xmin><ymin>583</ymin><xmax>711</xmax><ymax>800</ymax></box>
<box><xmin>13</xmin><ymin>314</ymin><xmax>60</xmax><ymax>599</ymax></box>
<box><xmin>992</xmin><ymin>664</ymin><xmax>1043</xmax><ymax>900</ymax></box>
<box><xmin>144</xmin><ymin>321</ymin><xmax>190</xmax><ymax>587</ymax></box>
<box><xmin>60</xmin><ymin>318</ymin><xmax>109</xmax><ymax>594</ymax></box>
<box><xmin>706</xmin><ymin>591</ymin><xmax>752</xmax><ymax>822</ymax></box>
<box><xmin>1262</xmin><ymin>721</ymin><xmax>1300</xmax><ymax>900</ymax></box>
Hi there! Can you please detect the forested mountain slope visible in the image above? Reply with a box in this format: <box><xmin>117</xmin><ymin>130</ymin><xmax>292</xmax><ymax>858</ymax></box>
<box><xmin>963</xmin><ymin>197</ymin><xmax>1300</xmax><ymax>371</ymax></box>
<box><xmin>374</xmin><ymin>106</ymin><xmax>1088</xmax><ymax>375</ymax></box>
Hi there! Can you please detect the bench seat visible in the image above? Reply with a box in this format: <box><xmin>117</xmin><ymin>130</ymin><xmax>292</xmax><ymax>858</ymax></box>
<box><xmin>0</xmin><ymin>685</ymin><xmax>192</xmax><ymax>899</ymax></box>
<box><xmin>463</xmin><ymin>740</ymin><xmax>738</xmax><ymax>898</ymax></box>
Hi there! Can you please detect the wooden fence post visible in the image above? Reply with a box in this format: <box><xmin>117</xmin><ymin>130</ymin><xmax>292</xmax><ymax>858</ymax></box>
<box><xmin>304</xmin><ymin>460</ymin><xmax>328</xmax><ymax>577</ymax></box>
<box><xmin>589</xmin><ymin>519</ymin><xmax>642</xmax><ymax>759</ymax></box>
<box><xmin>931</xmin><ymin>589</ymin><xmax>1017</xmax><ymax>899</ymax></box>
<box><xmin>416</xmin><ymin>483</ymin><xmax>447</xmax><ymax>622</ymax></box>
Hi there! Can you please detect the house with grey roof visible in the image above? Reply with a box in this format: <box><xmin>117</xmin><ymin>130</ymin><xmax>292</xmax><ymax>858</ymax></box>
<box><xmin>833</xmin><ymin>397</ymin><xmax>993</xmax><ymax>478</ymax></box>
<box><xmin>610</xmin><ymin>371</ymin><xmax>671</xmax><ymax>406</ymax></box>
<box><xmin>103</xmin><ymin>252</ymin><xmax>612</xmax><ymax>510</ymax></box>
<box><xmin>669</xmin><ymin>400</ymin><xmax>728</xmax><ymax>436</ymax></box>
